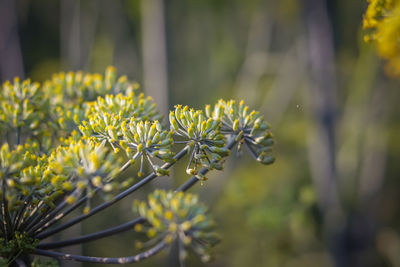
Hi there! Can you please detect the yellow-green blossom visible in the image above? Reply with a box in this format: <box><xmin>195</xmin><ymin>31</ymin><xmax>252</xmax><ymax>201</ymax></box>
<box><xmin>169</xmin><ymin>105</ymin><xmax>227</xmax><ymax>179</ymax></box>
<box><xmin>363</xmin><ymin>0</ymin><xmax>400</xmax><ymax>76</ymax></box>
<box><xmin>206</xmin><ymin>99</ymin><xmax>274</xmax><ymax>165</ymax></box>
<box><xmin>134</xmin><ymin>190</ymin><xmax>218</xmax><ymax>263</ymax></box>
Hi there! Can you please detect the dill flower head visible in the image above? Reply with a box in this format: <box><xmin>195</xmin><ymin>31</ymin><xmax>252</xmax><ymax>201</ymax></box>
<box><xmin>134</xmin><ymin>190</ymin><xmax>218</xmax><ymax>263</ymax></box>
<box><xmin>0</xmin><ymin>78</ymin><xmax>49</xmax><ymax>141</ymax></box>
<box><xmin>206</xmin><ymin>99</ymin><xmax>275</xmax><ymax>165</ymax></box>
<box><xmin>42</xmin><ymin>66</ymin><xmax>139</xmax><ymax>105</ymax></box>
<box><xmin>47</xmin><ymin>139</ymin><xmax>127</xmax><ymax>212</ymax></box>
<box><xmin>79</xmin><ymin>92</ymin><xmax>162</xmax><ymax>151</ymax></box>
<box><xmin>0</xmin><ymin>142</ymin><xmax>52</xmax><ymax>210</ymax></box>
<box><xmin>169</xmin><ymin>105</ymin><xmax>227</xmax><ymax>179</ymax></box>
<box><xmin>120</xmin><ymin>120</ymin><xmax>174</xmax><ymax>177</ymax></box>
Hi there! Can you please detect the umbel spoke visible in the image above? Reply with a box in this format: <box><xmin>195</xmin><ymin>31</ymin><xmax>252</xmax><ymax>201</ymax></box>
<box><xmin>34</xmin><ymin>241</ymin><xmax>167</xmax><ymax>264</ymax></box>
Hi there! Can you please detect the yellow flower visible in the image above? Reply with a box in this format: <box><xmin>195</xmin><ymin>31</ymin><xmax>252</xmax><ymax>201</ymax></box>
<box><xmin>363</xmin><ymin>0</ymin><xmax>400</xmax><ymax>76</ymax></box>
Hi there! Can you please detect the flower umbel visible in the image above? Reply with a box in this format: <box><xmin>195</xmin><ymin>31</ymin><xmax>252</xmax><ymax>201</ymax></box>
<box><xmin>206</xmin><ymin>99</ymin><xmax>275</xmax><ymax>165</ymax></box>
<box><xmin>48</xmin><ymin>139</ymin><xmax>127</xmax><ymax>212</ymax></box>
<box><xmin>134</xmin><ymin>190</ymin><xmax>218</xmax><ymax>263</ymax></box>
<box><xmin>120</xmin><ymin>120</ymin><xmax>174</xmax><ymax>177</ymax></box>
<box><xmin>169</xmin><ymin>105</ymin><xmax>228</xmax><ymax>180</ymax></box>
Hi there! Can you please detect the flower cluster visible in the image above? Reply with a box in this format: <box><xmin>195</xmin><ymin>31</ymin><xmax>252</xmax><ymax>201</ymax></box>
<box><xmin>47</xmin><ymin>139</ymin><xmax>128</xmax><ymax>212</ymax></box>
<box><xmin>169</xmin><ymin>105</ymin><xmax>228</xmax><ymax>180</ymax></box>
<box><xmin>45</xmin><ymin>67</ymin><xmax>142</xmax><ymax>142</ymax></box>
<box><xmin>42</xmin><ymin>66</ymin><xmax>138</xmax><ymax>105</ymax></box>
<box><xmin>363</xmin><ymin>0</ymin><xmax>400</xmax><ymax>76</ymax></box>
<box><xmin>206</xmin><ymin>99</ymin><xmax>275</xmax><ymax>165</ymax></box>
<box><xmin>134</xmin><ymin>190</ymin><xmax>218</xmax><ymax>263</ymax></box>
<box><xmin>86</xmin><ymin>93</ymin><xmax>161</xmax><ymax>123</ymax></box>
<box><xmin>79</xmin><ymin>92</ymin><xmax>161</xmax><ymax>150</ymax></box>
<box><xmin>0</xmin><ymin>66</ymin><xmax>142</xmax><ymax>149</ymax></box>
<box><xmin>0</xmin><ymin>78</ymin><xmax>49</xmax><ymax>144</ymax></box>
<box><xmin>120</xmin><ymin>120</ymin><xmax>174</xmax><ymax>177</ymax></box>
<box><xmin>0</xmin><ymin>142</ymin><xmax>55</xmax><ymax>212</ymax></box>
<box><xmin>0</xmin><ymin>66</ymin><xmax>276</xmax><ymax>266</ymax></box>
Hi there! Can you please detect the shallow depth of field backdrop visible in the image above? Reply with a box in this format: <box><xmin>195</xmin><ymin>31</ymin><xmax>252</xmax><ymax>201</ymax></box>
<box><xmin>1</xmin><ymin>0</ymin><xmax>400</xmax><ymax>267</ymax></box>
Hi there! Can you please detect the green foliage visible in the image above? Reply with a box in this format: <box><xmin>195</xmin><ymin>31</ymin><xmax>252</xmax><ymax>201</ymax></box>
<box><xmin>0</xmin><ymin>232</ymin><xmax>38</xmax><ymax>264</ymax></box>
<box><xmin>31</xmin><ymin>258</ymin><xmax>59</xmax><ymax>267</ymax></box>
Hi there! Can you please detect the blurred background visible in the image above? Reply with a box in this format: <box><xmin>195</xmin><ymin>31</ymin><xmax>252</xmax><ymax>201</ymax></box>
<box><xmin>1</xmin><ymin>0</ymin><xmax>400</xmax><ymax>266</ymax></box>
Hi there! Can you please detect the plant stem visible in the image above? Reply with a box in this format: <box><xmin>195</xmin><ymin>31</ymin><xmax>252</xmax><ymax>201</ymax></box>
<box><xmin>244</xmin><ymin>139</ymin><xmax>258</xmax><ymax>160</ymax></box>
<box><xmin>33</xmin><ymin>193</ymin><xmax>87</xmax><ymax>235</ymax></box>
<box><xmin>21</xmin><ymin>202</ymin><xmax>52</xmax><ymax>234</ymax></box>
<box><xmin>18</xmin><ymin>200</ymin><xmax>47</xmax><ymax>232</ymax></box>
<box><xmin>176</xmin><ymin>138</ymin><xmax>236</xmax><ymax>192</ymax></box>
<box><xmin>119</xmin><ymin>159</ymin><xmax>133</xmax><ymax>173</ymax></box>
<box><xmin>27</xmin><ymin>189</ymin><xmax>81</xmax><ymax>235</ymax></box>
<box><xmin>34</xmin><ymin>241</ymin><xmax>167</xmax><ymax>264</ymax></box>
<box><xmin>36</xmin><ymin>217</ymin><xmax>145</xmax><ymax>249</ymax></box>
<box><xmin>13</xmin><ymin>196</ymin><xmax>29</xmax><ymax>231</ymax></box>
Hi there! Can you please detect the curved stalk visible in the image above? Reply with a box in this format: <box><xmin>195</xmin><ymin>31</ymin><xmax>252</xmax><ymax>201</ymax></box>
<box><xmin>36</xmin><ymin>217</ymin><xmax>145</xmax><ymax>249</ymax></box>
<box><xmin>34</xmin><ymin>241</ymin><xmax>167</xmax><ymax>264</ymax></box>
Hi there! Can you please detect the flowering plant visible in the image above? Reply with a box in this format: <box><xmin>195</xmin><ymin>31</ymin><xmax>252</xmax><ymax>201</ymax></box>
<box><xmin>363</xmin><ymin>0</ymin><xmax>400</xmax><ymax>76</ymax></box>
<box><xmin>0</xmin><ymin>67</ymin><xmax>275</xmax><ymax>266</ymax></box>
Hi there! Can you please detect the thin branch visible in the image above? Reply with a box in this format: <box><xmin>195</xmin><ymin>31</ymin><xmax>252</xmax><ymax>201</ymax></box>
<box><xmin>119</xmin><ymin>159</ymin><xmax>133</xmax><ymax>173</ymax></box>
<box><xmin>34</xmin><ymin>192</ymin><xmax>87</xmax><ymax>234</ymax></box>
<box><xmin>34</xmin><ymin>241</ymin><xmax>167</xmax><ymax>264</ymax></box>
<box><xmin>18</xmin><ymin>199</ymin><xmax>48</xmax><ymax>232</ymax></box>
<box><xmin>27</xmin><ymin>189</ymin><xmax>81</xmax><ymax>235</ymax></box>
<box><xmin>176</xmin><ymin>138</ymin><xmax>236</xmax><ymax>192</ymax></box>
<box><xmin>37</xmin><ymin>217</ymin><xmax>145</xmax><ymax>249</ymax></box>
<box><xmin>244</xmin><ymin>139</ymin><xmax>259</xmax><ymax>160</ymax></box>
<box><xmin>13</xmin><ymin>196</ymin><xmax>30</xmax><ymax>231</ymax></box>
